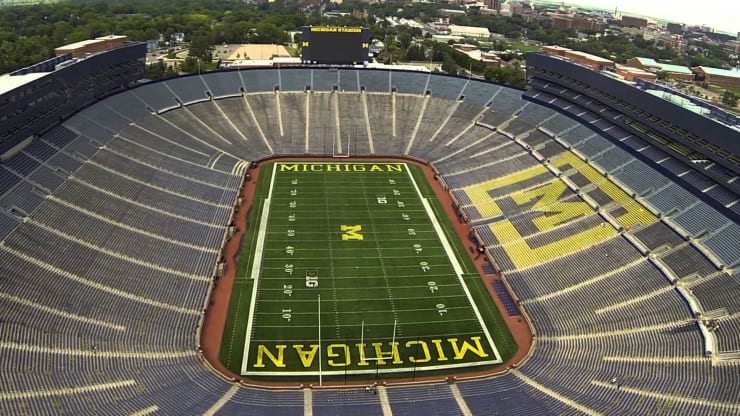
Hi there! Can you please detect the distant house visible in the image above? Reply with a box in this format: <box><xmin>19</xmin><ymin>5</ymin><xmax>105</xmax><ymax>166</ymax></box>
<box><xmin>692</xmin><ymin>66</ymin><xmax>740</xmax><ymax>88</ymax></box>
<box><xmin>616</xmin><ymin>64</ymin><xmax>657</xmax><ymax>83</ymax></box>
<box><xmin>448</xmin><ymin>24</ymin><xmax>491</xmax><ymax>40</ymax></box>
<box><xmin>542</xmin><ymin>46</ymin><xmax>614</xmax><ymax>71</ymax></box>
<box><xmin>626</xmin><ymin>57</ymin><xmax>694</xmax><ymax>82</ymax></box>
<box><xmin>171</xmin><ymin>32</ymin><xmax>185</xmax><ymax>44</ymax></box>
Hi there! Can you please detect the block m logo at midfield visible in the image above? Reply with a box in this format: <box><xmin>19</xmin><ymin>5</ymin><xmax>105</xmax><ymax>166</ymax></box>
<box><xmin>340</xmin><ymin>225</ymin><xmax>363</xmax><ymax>241</ymax></box>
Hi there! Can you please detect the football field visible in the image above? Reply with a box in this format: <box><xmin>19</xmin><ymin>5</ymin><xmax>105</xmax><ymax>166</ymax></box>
<box><xmin>220</xmin><ymin>161</ymin><xmax>516</xmax><ymax>380</ymax></box>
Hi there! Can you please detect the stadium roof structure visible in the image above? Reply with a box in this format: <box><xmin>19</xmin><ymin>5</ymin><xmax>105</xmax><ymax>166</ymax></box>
<box><xmin>0</xmin><ymin>72</ymin><xmax>48</xmax><ymax>95</ymax></box>
<box><xmin>646</xmin><ymin>89</ymin><xmax>710</xmax><ymax>115</ymax></box>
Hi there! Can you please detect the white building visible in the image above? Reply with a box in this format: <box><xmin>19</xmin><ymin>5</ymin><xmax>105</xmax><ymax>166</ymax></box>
<box><xmin>448</xmin><ymin>24</ymin><xmax>491</xmax><ymax>40</ymax></box>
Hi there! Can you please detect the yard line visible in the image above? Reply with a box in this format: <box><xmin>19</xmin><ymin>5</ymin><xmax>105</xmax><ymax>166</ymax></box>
<box><xmin>260</xmin><ymin>254</ymin><xmax>452</xmax><ymax>260</ymax></box>
<box><xmin>252</xmin><ymin>318</ymin><xmax>481</xmax><ymax>329</ymax></box>
<box><xmin>256</xmin><ymin>306</ymin><xmax>473</xmax><ymax>315</ymax></box>
<box><xmin>261</xmin><ymin>273</ymin><xmax>457</xmax><ymax>280</ymax></box>
<box><xmin>257</xmin><ymin>294</ymin><xmax>468</xmax><ymax>302</ymax></box>
<box><xmin>250</xmin><ymin>331</ymin><xmax>486</xmax><ymax>343</ymax></box>
<box><xmin>259</xmin><ymin>283</ymin><xmax>463</xmax><ymax>290</ymax></box>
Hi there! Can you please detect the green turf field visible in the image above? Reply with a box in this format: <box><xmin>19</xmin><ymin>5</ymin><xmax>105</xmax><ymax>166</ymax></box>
<box><xmin>220</xmin><ymin>161</ymin><xmax>516</xmax><ymax>380</ymax></box>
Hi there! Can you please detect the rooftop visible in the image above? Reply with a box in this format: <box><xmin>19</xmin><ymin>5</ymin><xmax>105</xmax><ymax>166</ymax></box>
<box><xmin>0</xmin><ymin>72</ymin><xmax>49</xmax><ymax>96</ymax></box>
<box><xmin>55</xmin><ymin>39</ymin><xmax>104</xmax><ymax>51</ymax></box>
<box><xmin>633</xmin><ymin>57</ymin><xmax>693</xmax><ymax>74</ymax></box>
<box><xmin>635</xmin><ymin>57</ymin><xmax>660</xmax><ymax>67</ymax></box>
<box><xmin>565</xmin><ymin>49</ymin><xmax>614</xmax><ymax>64</ymax></box>
<box><xmin>693</xmin><ymin>66</ymin><xmax>740</xmax><ymax>78</ymax></box>
<box><xmin>448</xmin><ymin>24</ymin><xmax>491</xmax><ymax>36</ymax></box>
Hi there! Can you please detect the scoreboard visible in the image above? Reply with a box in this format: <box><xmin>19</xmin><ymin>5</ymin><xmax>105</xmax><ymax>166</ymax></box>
<box><xmin>301</xmin><ymin>26</ymin><xmax>370</xmax><ymax>65</ymax></box>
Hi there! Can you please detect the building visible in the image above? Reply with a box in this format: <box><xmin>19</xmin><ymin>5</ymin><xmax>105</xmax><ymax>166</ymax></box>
<box><xmin>550</xmin><ymin>13</ymin><xmax>605</xmax><ymax>32</ymax></box>
<box><xmin>438</xmin><ymin>9</ymin><xmax>466</xmax><ymax>17</ymax></box>
<box><xmin>564</xmin><ymin>50</ymin><xmax>614</xmax><ymax>71</ymax></box>
<box><xmin>616</xmin><ymin>64</ymin><xmax>658</xmax><ymax>82</ymax></box>
<box><xmin>542</xmin><ymin>46</ymin><xmax>614</xmax><ymax>71</ymax></box>
<box><xmin>666</xmin><ymin>22</ymin><xmax>684</xmax><ymax>35</ymax></box>
<box><xmin>621</xmin><ymin>15</ymin><xmax>648</xmax><ymax>28</ymax></box>
<box><xmin>483</xmin><ymin>0</ymin><xmax>501</xmax><ymax>12</ymax></box>
<box><xmin>722</xmin><ymin>40</ymin><xmax>740</xmax><ymax>55</ymax></box>
<box><xmin>653</xmin><ymin>33</ymin><xmax>688</xmax><ymax>54</ymax></box>
<box><xmin>626</xmin><ymin>57</ymin><xmax>695</xmax><ymax>82</ymax></box>
<box><xmin>55</xmin><ymin>35</ymin><xmax>128</xmax><ymax>58</ymax></box>
<box><xmin>453</xmin><ymin>44</ymin><xmax>502</xmax><ymax>67</ymax></box>
<box><xmin>0</xmin><ymin>39</ymin><xmax>145</xmax><ymax>158</ymax></box>
<box><xmin>692</xmin><ymin>66</ymin><xmax>740</xmax><ymax>88</ymax></box>
<box><xmin>448</xmin><ymin>24</ymin><xmax>491</xmax><ymax>40</ymax></box>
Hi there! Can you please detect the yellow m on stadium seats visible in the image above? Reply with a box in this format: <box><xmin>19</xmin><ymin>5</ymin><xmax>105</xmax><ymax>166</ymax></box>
<box><xmin>302</xmin><ymin>41</ymin><xmax>309</xmax><ymax>47</ymax></box>
<box><xmin>340</xmin><ymin>225</ymin><xmax>363</xmax><ymax>241</ymax></box>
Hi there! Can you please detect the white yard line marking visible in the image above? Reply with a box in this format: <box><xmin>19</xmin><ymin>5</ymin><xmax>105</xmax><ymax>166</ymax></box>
<box><xmin>405</xmin><ymin>164</ymin><xmax>502</xmax><ymax>364</ymax></box>
<box><xmin>241</xmin><ymin>165</ymin><xmax>278</xmax><ymax>375</ymax></box>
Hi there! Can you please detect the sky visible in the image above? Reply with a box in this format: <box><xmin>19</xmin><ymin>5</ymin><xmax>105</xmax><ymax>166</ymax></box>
<box><xmin>555</xmin><ymin>0</ymin><xmax>740</xmax><ymax>34</ymax></box>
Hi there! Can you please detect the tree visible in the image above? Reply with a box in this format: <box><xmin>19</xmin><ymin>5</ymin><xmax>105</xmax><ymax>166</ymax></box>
<box><xmin>406</xmin><ymin>44</ymin><xmax>426</xmax><ymax>61</ymax></box>
<box><xmin>146</xmin><ymin>61</ymin><xmax>165</xmax><ymax>79</ymax></box>
<box><xmin>189</xmin><ymin>33</ymin><xmax>214</xmax><ymax>62</ymax></box>
<box><xmin>722</xmin><ymin>90</ymin><xmax>738</xmax><ymax>107</ymax></box>
<box><xmin>442</xmin><ymin>56</ymin><xmax>457</xmax><ymax>75</ymax></box>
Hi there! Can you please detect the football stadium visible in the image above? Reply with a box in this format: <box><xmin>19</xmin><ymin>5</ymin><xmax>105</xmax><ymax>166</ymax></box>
<box><xmin>0</xmin><ymin>40</ymin><xmax>739</xmax><ymax>415</ymax></box>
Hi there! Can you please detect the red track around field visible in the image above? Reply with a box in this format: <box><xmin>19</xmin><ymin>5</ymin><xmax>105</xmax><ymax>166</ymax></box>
<box><xmin>199</xmin><ymin>157</ymin><xmax>533</xmax><ymax>387</ymax></box>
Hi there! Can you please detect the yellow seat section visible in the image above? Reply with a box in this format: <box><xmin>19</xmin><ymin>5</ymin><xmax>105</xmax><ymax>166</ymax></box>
<box><xmin>462</xmin><ymin>164</ymin><xmax>550</xmax><ymax>220</ymax></box>
<box><xmin>508</xmin><ymin>179</ymin><xmax>594</xmax><ymax>233</ymax></box>
<box><xmin>476</xmin><ymin>201</ymin><xmax>503</xmax><ymax>218</ymax></box>
<box><xmin>615</xmin><ymin>200</ymin><xmax>656</xmax><ymax>229</ymax></box>
<box><xmin>488</xmin><ymin>219</ymin><xmax>524</xmax><ymax>245</ymax></box>
<box><xmin>490</xmin><ymin>219</ymin><xmax>617</xmax><ymax>269</ymax></box>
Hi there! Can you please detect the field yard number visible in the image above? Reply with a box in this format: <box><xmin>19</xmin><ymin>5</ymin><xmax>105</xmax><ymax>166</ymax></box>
<box><xmin>289</xmin><ymin>201</ymin><xmax>296</xmax><ymax>208</ymax></box>
<box><xmin>388</xmin><ymin>179</ymin><xmax>396</xmax><ymax>184</ymax></box>
<box><xmin>285</xmin><ymin>246</ymin><xmax>295</xmax><ymax>255</ymax></box>
<box><xmin>377</xmin><ymin>195</ymin><xmax>387</xmax><ymax>204</ymax></box>
<box><xmin>393</xmin><ymin>189</ymin><xmax>400</xmax><ymax>196</ymax></box>
<box><xmin>284</xmin><ymin>264</ymin><xmax>294</xmax><ymax>275</ymax></box>
<box><xmin>291</xmin><ymin>179</ymin><xmax>298</xmax><ymax>185</ymax></box>
<box><xmin>287</xmin><ymin>229</ymin><xmax>295</xmax><ymax>237</ymax></box>
<box><xmin>282</xmin><ymin>309</ymin><xmax>292</xmax><ymax>322</ymax></box>
<box><xmin>397</xmin><ymin>201</ymin><xmax>405</xmax><ymax>208</ymax></box>
<box><xmin>408</xmin><ymin>228</ymin><xmax>416</xmax><ymax>236</ymax></box>
<box><xmin>428</xmin><ymin>281</ymin><xmax>438</xmax><ymax>293</ymax></box>
<box><xmin>436</xmin><ymin>304</ymin><xmax>448</xmax><ymax>316</ymax></box>
<box><xmin>290</xmin><ymin>189</ymin><xmax>297</xmax><ymax>196</ymax></box>
<box><xmin>402</xmin><ymin>213</ymin><xmax>410</xmax><ymax>221</ymax></box>
<box><xmin>288</xmin><ymin>213</ymin><xmax>296</xmax><ymax>222</ymax></box>
<box><xmin>413</xmin><ymin>244</ymin><xmax>423</xmax><ymax>254</ymax></box>
<box><xmin>283</xmin><ymin>284</ymin><xmax>293</xmax><ymax>297</ymax></box>
<box><xmin>305</xmin><ymin>275</ymin><xmax>319</xmax><ymax>288</ymax></box>
<box><xmin>420</xmin><ymin>261</ymin><xmax>430</xmax><ymax>272</ymax></box>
